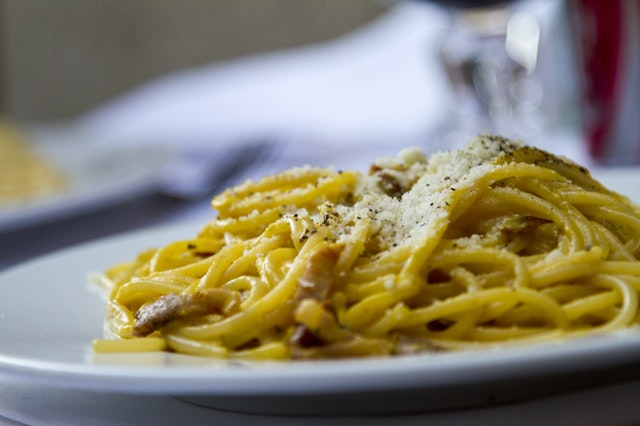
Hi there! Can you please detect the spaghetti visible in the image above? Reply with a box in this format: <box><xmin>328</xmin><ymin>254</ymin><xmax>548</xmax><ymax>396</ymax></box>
<box><xmin>93</xmin><ymin>135</ymin><xmax>640</xmax><ymax>359</ymax></box>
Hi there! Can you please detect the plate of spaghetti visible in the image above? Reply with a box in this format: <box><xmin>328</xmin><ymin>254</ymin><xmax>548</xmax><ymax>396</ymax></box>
<box><xmin>3</xmin><ymin>134</ymin><xmax>640</xmax><ymax>415</ymax></box>
<box><xmin>0</xmin><ymin>123</ymin><xmax>170</xmax><ymax>232</ymax></box>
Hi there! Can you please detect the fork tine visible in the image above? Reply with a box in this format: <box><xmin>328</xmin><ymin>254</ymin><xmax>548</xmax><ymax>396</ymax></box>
<box><xmin>159</xmin><ymin>140</ymin><xmax>278</xmax><ymax>201</ymax></box>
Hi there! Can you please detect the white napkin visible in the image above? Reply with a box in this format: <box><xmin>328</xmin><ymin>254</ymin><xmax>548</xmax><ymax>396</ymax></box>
<box><xmin>75</xmin><ymin>2</ymin><xmax>451</xmax><ymax>162</ymax></box>
<box><xmin>73</xmin><ymin>0</ymin><xmax>588</xmax><ymax>171</ymax></box>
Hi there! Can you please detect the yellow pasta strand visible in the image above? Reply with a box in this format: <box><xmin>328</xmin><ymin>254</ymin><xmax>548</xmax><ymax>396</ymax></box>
<box><xmin>93</xmin><ymin>135</ymin><xmax>640</xmax><ymax>360</ymax></box>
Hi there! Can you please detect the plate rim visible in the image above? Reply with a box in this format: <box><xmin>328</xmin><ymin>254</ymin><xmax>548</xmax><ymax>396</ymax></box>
<box><xmin>3</xmin><ymin>223</ymin><xmax>640</xmax><ymax>396</ymax></box>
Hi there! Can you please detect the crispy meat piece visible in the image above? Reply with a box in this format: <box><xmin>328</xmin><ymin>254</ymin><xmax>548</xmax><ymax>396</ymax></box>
<box><xmin>377</xmin><ymin>172</ymin><xmax>405</xmax><ymax>198</ymax></box>
<box><xmin>133</xmin><ymin>288</ymin><xmax>240</xmax><ymax>337</ymax></box>
<box><xmin>499</xmin><ymin>215</ymin><xmax>548</xmax><ymax>237</ymax></box>
<box><xmin>290</xmin><ymin>324</ymin><xmax>325</xmax><ymax>348</ymax></box>
<box><xmin>368</xmin><ymin>164</ymin><xmax>406</xmax><ymax>198</ymax></box>
<box><xmin>392</xmin><ymin>335</ymin><xmax>445</xmax><ymax>355</ymax></box>
<box><xmin>295</xmin><ymin>244</ymin><xmax>343</xmax><ymax>302</ymax></box>
<box><xmin>292</xmin><ymin>245</ymin><xmax>350</xmax><ymax>351</ymax></box>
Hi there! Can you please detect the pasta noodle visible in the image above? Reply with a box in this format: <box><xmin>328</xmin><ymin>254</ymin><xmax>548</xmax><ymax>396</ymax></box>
<box><xmin>0</xmin><ymin>121</ymin><xmax>66</xmax><ymax>206</ymax></box>
<box><xmin>93</xmin><ymin>135</ymin><xmax>640</xmax><ymax>360</ymax></box>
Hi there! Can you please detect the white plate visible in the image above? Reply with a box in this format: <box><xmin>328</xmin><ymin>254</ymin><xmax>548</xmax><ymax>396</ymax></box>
<box><xmin>3</xmin><ymin>171</ymin><xmax>640</xmax><ymax>415</ymax></box>
<box><xmin>0</xmin><ymin>131</ymin><xmax>172</xmax><ymax>233</ymax></box>
<box><xmin>592</xmin><ymin>166</ymin><xmax>640</xmax><ymax>201</ymax></box>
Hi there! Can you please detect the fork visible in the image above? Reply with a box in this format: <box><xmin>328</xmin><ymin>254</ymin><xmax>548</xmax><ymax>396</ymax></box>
<box><xmin>159</xmin><ymin>140</ymin><xmax>280</xmax><ymax>201</ymax></box>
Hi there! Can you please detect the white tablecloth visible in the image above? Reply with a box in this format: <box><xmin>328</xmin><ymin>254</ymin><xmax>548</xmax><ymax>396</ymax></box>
<box><xmin>3</xmin><ymin>375</ymin><xmax>640</xmax><ymax>425</ymax></box>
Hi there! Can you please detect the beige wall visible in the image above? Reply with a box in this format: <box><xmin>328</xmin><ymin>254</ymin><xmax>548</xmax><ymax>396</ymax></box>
<box><xmin>0</xmin><ymin>0</ymin><xmax>386</xmax><ymax>121</ymax></box>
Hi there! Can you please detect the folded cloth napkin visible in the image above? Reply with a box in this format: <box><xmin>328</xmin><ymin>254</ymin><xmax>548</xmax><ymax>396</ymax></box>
<box><xmin>72</xmin><ymin>0</ymin><xmax>587</xmax><ymax>172</ymax></box>
<box><xmin>75</xmin><ymin>1</ymin><xmax>451</xmax><ymax>163</ymax></box>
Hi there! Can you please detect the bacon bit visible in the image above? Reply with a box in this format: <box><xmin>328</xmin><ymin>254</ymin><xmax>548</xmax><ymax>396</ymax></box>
<box><xmin>133</xmin><ymin>289</ymin><xmax>240</xmax><ymax>337</ymax></box>
<box><xmin>290</xmin><ymin>324</ymin><xmax>325</xmax><ymax>348</ymax></box>
<box><xmin>295</xmin><ymin>244</ymin><xmax>344</xmax><ymax>302</ymax></box>
<box><xmin>373</xmin><ymin>171</ymin><xmax>403</xmax><ymax>198</ymax></box>
<box><xmin>194</xmin><ymin>252</ymin><xmax>215</xmax><ymax>258</ymax></box>
<box><xmin>368</xmin><ymin>164</ymin><xmax>383</xmax><ymax>174</ymax></box>
<box><xmin>392</xmin><ymin>335</ymin><xmax>445</xmax><ymax>355</ymax></box>
<box><xmin>499</xmin><ymin>215</ymin><xmax>547</xmax><ymax>237</ymax></box>
<box><xmin>291</xmin><ymin>245</ymin><xmax>347</xmax><ymax>350</ymax></box>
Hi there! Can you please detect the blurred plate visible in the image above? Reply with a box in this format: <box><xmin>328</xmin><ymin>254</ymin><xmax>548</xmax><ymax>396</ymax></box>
<box><xmin>0</xmin><ymin>130</ymin><xmax>172</xmax><ymax>233</ymax></box>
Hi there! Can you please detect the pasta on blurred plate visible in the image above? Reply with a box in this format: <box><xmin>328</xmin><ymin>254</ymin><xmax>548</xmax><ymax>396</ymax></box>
<box><xmin>0</xmin><ymin>122</ymin><xmax>66</xmax><ymax>207</ymax></box>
